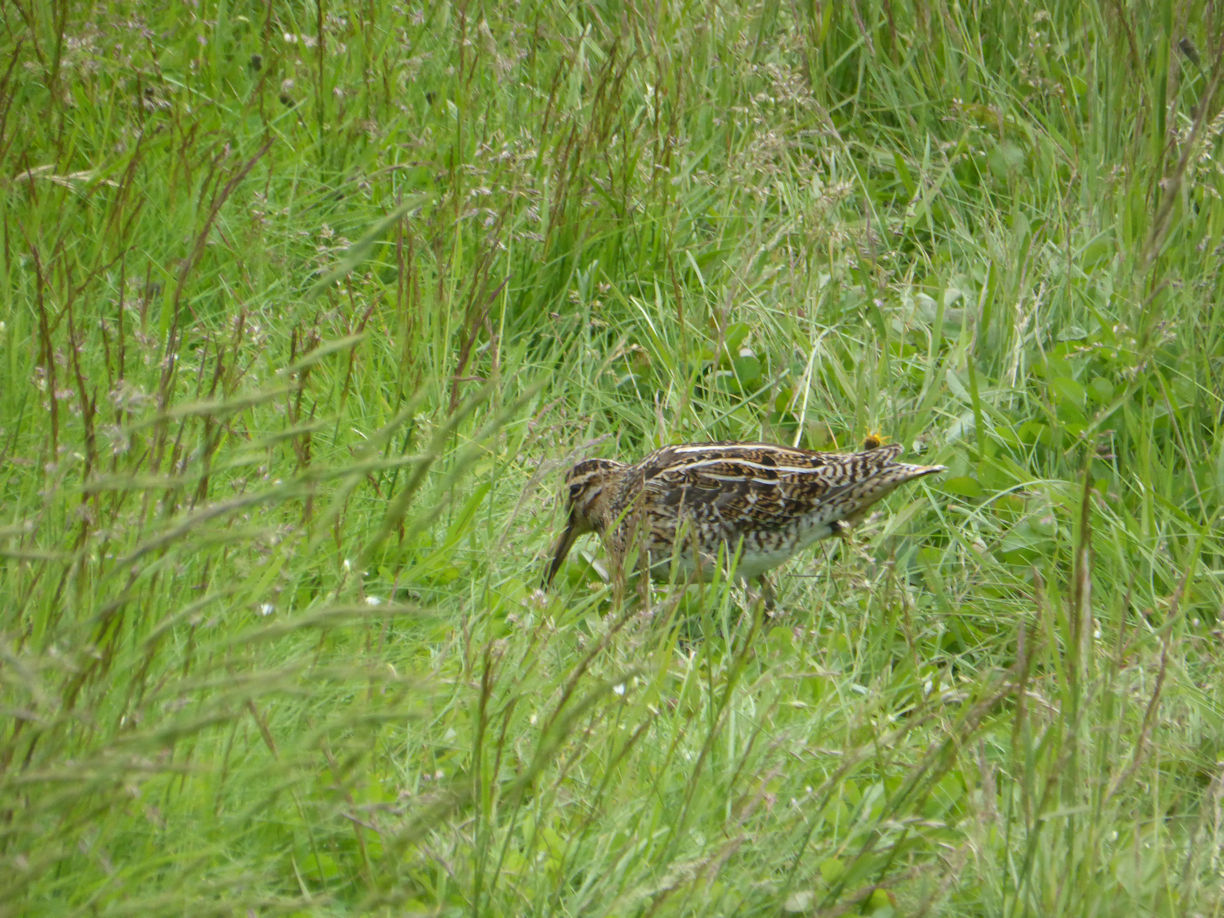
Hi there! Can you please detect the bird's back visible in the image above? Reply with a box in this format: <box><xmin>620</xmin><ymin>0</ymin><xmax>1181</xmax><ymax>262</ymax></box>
<box><xmin>617</xmin><ymin>441</ymin><xmax>942</xmax><ymax>579</ymax></box>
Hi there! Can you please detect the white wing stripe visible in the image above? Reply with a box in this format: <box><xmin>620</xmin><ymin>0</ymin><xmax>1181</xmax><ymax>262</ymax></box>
<box><xmin>668</xmin><ymin>458</ymin><xmax>843</xmax><ymax>476</ymax></box>
<box><xmin>697</xmin><ymin>472</ymin><xmax>782</xmax><ymax>484</ymax></box>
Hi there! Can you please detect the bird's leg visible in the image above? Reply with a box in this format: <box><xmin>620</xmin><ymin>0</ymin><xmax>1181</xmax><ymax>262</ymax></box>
<box><xmin>630</xmin><ymin>538</ymin><xmax>652</xmax><ymax>610</ymax></box>
<box><xmin>756</xmin><ymin>575</ymin><xmax>777</xmax><ymax>613</ymax></box>
<box><xmin>635</xmin><ymin>564</ymin><xmax>652</xmax><ymax>609</ymax></box>
<box><xmin>605</xmin><ymin>523</ymin><xmax>630</xmax><ymax>608</ymax></box>
<box><xmin>609</xmin><ymin>555</ymin><xmax>627</xmax><ymax>606</ymax></box>
<box><xmin>740</xmin><ymin>575</ymin><xmax>777</xmax><ymax>614</ymax></box>
<box><xmin>620</xmin><ymin>504</ymin><xmax>653</xmax><ymax>611</ymax></box>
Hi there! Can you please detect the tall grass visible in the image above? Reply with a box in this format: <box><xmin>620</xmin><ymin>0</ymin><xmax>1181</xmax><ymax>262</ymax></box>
<box><xmin>2</xmin><ymin>0</ymin><xmax>1223</xmax><ymax>914</ymax></box>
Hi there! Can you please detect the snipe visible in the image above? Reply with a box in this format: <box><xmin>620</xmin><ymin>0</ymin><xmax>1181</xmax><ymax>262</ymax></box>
<box><xmin>544</xmin><ymin>440</ymin><xmax>944</xmax><ymax>594</ymax></box>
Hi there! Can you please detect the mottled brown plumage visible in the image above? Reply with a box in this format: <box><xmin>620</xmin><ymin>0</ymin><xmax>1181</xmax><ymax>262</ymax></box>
<box><xmin>544</xmin><ymin>440</ymin><xmax>944</xmax><ymax>590</ymax></box>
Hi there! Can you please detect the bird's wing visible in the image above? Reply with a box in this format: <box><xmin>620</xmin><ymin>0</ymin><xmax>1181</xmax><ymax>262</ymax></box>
<box><xmin>639</xmin><ymin>443</ymin><xmax>908</xmax><ymax>530</ymax></box>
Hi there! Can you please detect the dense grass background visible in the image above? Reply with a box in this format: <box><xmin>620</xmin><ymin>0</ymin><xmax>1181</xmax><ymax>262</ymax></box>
<box><xmin>3</xmin><ymin>1</ymin><xmax>1224</xmax><ymax>914</ymax></box>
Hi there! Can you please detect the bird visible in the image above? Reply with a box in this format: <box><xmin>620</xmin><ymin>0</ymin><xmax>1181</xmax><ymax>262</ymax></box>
<box><xmin>543</xmin><ymin>439</ymin><xmax>944</xmax><ymax>599</ymax></box>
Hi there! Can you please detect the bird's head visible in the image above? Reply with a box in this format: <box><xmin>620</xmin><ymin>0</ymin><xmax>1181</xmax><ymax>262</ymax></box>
<box><xmin>543</xmin><ymin>457</ymin><xmax>626</xmax><ymax>586</ymax></box>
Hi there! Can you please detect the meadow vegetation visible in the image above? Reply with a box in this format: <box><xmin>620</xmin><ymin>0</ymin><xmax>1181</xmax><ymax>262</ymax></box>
<box><xmin>3</xmin><ymin>1</ymin><xmax>1224</xmax><ymax>914</ymax></box>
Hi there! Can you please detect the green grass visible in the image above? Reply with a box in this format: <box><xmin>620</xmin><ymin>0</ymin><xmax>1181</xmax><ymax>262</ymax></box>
<box><xmin>3</xmin><ymin>0</ymin><xmax>1224</xmax><ymax>914</ymax></box>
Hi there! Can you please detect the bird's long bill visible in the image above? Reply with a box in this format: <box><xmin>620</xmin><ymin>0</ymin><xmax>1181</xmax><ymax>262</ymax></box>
<box><xmin>543</xmin><ymin>515</ymin><xmax>580</xmax><ymax>587</ymax></box>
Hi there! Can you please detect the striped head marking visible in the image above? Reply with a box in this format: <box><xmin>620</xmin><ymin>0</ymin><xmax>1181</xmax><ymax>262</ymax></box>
<box><xmin>544</xmin><ymin>457</ymin><xmax>626</xmax><ymax>586</ymax></box>
<box><xmin>564</xmin><ymin>458</ymin><xmax>624</xmax><ymax>529</ymax></box>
